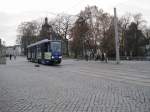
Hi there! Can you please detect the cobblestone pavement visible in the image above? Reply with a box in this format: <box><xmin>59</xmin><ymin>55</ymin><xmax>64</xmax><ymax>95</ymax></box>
<box><xmin>0</xmin><ymin>57</ymin><xmax>150</xmax><ymax>112</ymax></box>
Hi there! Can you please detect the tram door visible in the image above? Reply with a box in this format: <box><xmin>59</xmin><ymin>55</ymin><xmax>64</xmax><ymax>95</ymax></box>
<box><xmin>41</xmin><ymin>42</ymin><xmax>51</xmax><ymax>60</ymax></box>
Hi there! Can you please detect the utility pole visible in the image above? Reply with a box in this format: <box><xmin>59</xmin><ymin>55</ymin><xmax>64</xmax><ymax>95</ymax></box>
<box><xmin>114</xmin><ymin>8</ymin><xmax>120</xmax><ymax>64</ymax></box>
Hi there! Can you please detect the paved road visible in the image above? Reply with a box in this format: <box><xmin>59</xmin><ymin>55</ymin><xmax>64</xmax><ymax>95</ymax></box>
<box><xmin>0</xmin><ymin>57</ymin><xmax>150</xmax><ymax>112</ymax></box>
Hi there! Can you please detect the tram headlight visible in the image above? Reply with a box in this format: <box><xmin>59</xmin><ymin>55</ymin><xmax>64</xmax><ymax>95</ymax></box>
<box><xmin>51</xmin><ymin>56</ymin><xmax>55</xmax><ymax>59</ymax></box>
<box><xmin>59</xmin><ymin>56</ymin><xmax>62</xmax><ymax>58</ymax></box>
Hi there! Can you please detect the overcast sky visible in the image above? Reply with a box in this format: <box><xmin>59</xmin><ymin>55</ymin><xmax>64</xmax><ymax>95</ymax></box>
<box><xmin>0</xmin><ymin>0</ymin><xmax>150</xmax><ymax>46</ymax></box>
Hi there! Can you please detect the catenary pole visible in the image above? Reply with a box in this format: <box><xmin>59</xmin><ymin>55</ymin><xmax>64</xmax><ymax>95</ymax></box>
<box><xmin>114</xmin><ymin>8</ymin><xmax>120</xmax><ymax>64</ymax></box>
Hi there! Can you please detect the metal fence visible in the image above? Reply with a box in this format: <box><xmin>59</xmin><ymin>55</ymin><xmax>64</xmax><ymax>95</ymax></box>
<box><xmin>108</xmin><ymin>56</ymin><xmax>150</xmax><ymax>61</ymax></box>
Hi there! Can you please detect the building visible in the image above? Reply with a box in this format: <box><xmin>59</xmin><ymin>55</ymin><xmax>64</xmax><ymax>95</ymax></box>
<box><xmin>0</xmin><ymin>38</ymin><xmax>6</xmax><ymax>64</ymax></box>
<box><xmin>6</xmin><ymin>45</ymin><xmax>22</xmax><ymax>56</ymax></box>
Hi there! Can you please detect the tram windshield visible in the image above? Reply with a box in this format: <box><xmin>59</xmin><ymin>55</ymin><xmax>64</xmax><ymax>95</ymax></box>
<box><xmin>51</xmin><ymin>41</ymin><xmax>61</xmax><ymax>53</ymax></box>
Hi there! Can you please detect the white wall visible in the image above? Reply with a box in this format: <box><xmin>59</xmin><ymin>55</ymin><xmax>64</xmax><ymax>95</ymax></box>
<box><xmin>6</xmin><ymin>45</ymin><xmax>22</xmax><ymax>56</ymax></box>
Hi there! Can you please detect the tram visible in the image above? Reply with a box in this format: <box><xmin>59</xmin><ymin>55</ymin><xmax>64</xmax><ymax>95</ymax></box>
<box><xmin>27</xmin><ymin>39</ymin><xmax>62</xmax><ymax>65</ymax></box>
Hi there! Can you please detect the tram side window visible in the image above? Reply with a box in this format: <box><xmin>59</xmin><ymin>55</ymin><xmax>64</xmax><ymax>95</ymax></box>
<box><xmin>31</xmin><ymin>47</ymin><xmax>34</xmax><ymax>58</ymax></box>
<box><xmin>44</xmin><ymin>43</ymin><xmax>48</xmax><ymax>52</ymax></box>
<box><xmin>43</xmin><ymin>42</ymin><xmax>50</xmax><ymax>52</ymax></box>
<box><xmin>48</xmin><ymin>43</ymin><xmax>51</xmax><ymax>52</ymax></box>
<box><xmin>33</xmin><ymin>46</ymin><xmax>36</xmax><ymax>59</ymax></box>
<box><xmin>37</xmin><ymin>45</ymin><xmax>41</xmax><ymax>53</ymax></box>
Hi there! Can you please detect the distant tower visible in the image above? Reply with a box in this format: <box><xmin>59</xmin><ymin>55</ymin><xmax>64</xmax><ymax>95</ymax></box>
<box><xmin>45</xmin><ymin>17</ymin><xmax>48</xmax><ymax>24</ymax></box>
<box><xmin>39</xmin><ymin>17</ymin><xmax>53</xmax><ymax>40</ymax></box>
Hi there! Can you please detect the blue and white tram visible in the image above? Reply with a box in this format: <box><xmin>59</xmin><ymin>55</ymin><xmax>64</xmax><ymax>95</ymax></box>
<box><xmin>27</xmin><ymin>39</ymin><xmax>62</xmax><ymax>64</ymax></box>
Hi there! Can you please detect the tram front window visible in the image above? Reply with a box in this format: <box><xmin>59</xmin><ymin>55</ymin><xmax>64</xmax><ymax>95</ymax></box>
<box><xmin>51</xmin><ymin>42</ymin><xmax>61</xmax><ymax>53</ymax></box>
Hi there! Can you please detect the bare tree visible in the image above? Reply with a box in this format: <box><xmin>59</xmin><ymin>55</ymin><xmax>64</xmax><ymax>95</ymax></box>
<box><xmin>50</xmin><ymin>14</ymin><xmax>73</xmax><ymax>56</ymax></box>
<box><xmin>79</xmin><ymin>6</ymin><xmax>112</xmax><ymax>55</ymax></box>
<box><xmin>70</xmin><ymin>16</ymin><xmax>89</xmax><ymax>58</ymax></box>
<box><xmin>133</xmin><ymin>13</ymin><xmax>146</xmax><ymax>29</ymax></box>
<box><xmin>119</xmin><ymin>13</ymin><xmax>132</xmax><ymax>56</ymax></box>
<box><xmin>17</xmin><ymin>20</ymin><xmax>40</xmax><ymax>55</ymax></box>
